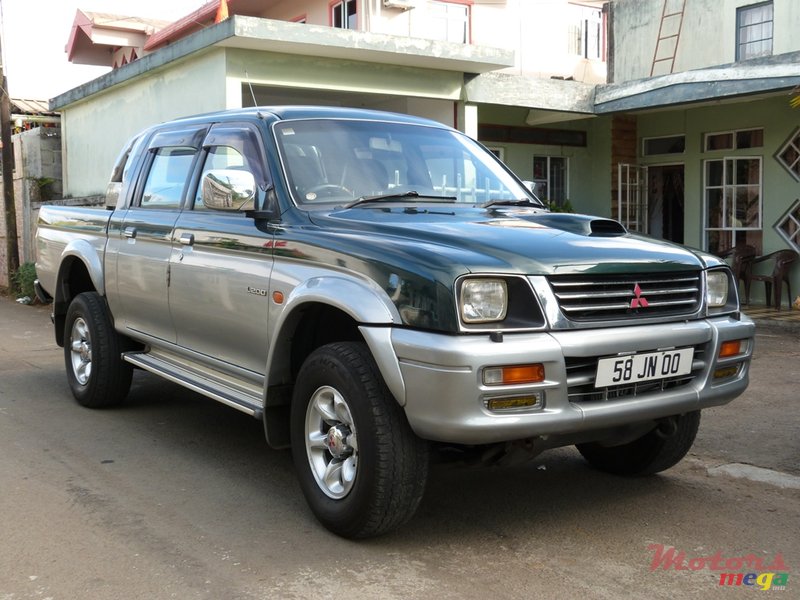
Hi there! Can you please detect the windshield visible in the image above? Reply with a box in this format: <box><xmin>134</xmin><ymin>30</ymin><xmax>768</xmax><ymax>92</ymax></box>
<box><xmin>273</xmin><ymin>118</ymin><xmax>538</xmax><ymax>207</ymax></box>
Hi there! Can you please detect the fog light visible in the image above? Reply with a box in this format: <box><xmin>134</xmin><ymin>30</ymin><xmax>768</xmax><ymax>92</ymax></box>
<box><xmin>485</xmin><ymin>393</ymin><xmax>543</xmax><ymax>412</ymax></box>
<box><xmin>483</xmin><ymin>364</ymin><xmax>545</xmax><ymax>385</ymax></box>
<box><xmin>714</xmin><ymin>366</ymin><xmax>740</xmax><ymax>379</ymax></box>
<box><xmin>718</xmin><ymin>340</ymin><xmax>744</xmax><ymax>358</ymax></box>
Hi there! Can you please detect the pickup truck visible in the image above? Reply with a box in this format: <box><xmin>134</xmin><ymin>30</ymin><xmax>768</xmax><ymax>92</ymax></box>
<box><xmin>36</xmin><ymin>106</ymin><xmax>755</xmax><ymax>538</ymax></box>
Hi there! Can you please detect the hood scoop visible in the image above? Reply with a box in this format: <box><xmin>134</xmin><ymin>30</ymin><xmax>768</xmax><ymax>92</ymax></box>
<box><xmin>524</xmin><ymin>213</ymin><xmax>628</xmax><ymax>237</ymax></box>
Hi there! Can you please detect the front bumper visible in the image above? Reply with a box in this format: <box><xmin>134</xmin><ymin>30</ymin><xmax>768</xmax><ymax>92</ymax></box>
<box><xmin>382</xmin><ymin>316</ymin><xmax>754</xmax><ymax>445</ymax></box>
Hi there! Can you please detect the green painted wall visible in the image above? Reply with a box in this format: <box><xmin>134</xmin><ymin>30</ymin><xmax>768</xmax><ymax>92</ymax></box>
<box><xmin>477</xmin><ymin>105</ymin><xmax>613</xmax><ymax>217</ymax></box>
<box><xmin>638</xmin><ymin>94</ymin><xmax>800</xmax><ymax>304</ymax></box>
<box><xmin>224</xmin><ymin>48</ymin><xmax>464</xmax><ymax>101</ymax></box>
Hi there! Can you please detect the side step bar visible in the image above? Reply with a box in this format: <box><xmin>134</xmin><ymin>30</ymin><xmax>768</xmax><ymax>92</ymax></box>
<box><xmin>123</xmin><ymin>351</ymin><xmax>264</xmax><ymax>419</ymax></box>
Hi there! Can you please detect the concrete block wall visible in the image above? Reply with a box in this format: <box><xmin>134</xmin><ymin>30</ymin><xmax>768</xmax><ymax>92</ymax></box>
<box><xmin>0</xmin><ymin>127</ymin><xmax>62</xmax><ymax>289</ymax></box>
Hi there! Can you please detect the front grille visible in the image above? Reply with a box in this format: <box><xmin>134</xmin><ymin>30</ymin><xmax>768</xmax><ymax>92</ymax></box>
<box><xmin>565</xmin><ymin>345</ymin><xmax>707</xmax><ymax>403</ymax></box>
<box><xmin>548</xmin><ymin>271</ymin><xmax>702</xmax><ymax>321</ymax></box>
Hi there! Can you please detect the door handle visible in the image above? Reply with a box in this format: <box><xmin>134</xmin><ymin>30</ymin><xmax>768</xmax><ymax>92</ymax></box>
<box><xmin>179</xmin><ymin>233</ymin><xmax>195</xmax><ymax>246</ymax></box>
<box><xmin>123</xmin><ymin>227</ymin><xmax>137</xmax><ymax>239</ymax></box>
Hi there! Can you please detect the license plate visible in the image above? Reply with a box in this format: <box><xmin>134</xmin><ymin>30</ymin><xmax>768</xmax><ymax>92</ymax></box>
<box><xmin>594</xmin><ymin>348</ymin><xmax>694</xmax><ymax>388</ymax></box>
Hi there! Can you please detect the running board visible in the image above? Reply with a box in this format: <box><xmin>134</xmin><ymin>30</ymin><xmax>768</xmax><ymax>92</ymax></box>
<box><xmin>123</xmin><ymin>351</ymin><xmax>264</xmax><ymax>419</ymax></box>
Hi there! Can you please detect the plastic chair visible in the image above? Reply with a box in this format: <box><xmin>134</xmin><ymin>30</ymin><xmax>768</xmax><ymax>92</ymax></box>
<box><xmin>750</xmin><ymin>250</ymin><xmax>799</xmax><ymax>309</ymax></box>
<box><xmin>719</xmin><ymin>245</ymin><xmax>757</xmax><ymax>304</ymax></box>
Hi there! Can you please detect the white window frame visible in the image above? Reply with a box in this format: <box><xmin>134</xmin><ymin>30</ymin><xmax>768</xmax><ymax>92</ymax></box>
<box><xmin>736</xmin><ymin>1</ymin><xmax>773</xmax><ymax>61</ymax></box>
<box><xmin>704</xmin><ymin>128</ymin><xmax>764</xmax><ymax>152</ymax></box>
<box><xmin>567</xmin><ymin>3</ymin><xmax>602</xmax><ymax>60</ymax></box>
<box><xmin>702</xmin><ymin>156</ymin><xmax>763</xmax><ymax>252</ymax></box>
<box><xmin>617</xmin><ymin>163</ymin><xmax>648</xmax><ymax>233</ymax></box>
<box><xmin>533</xmin><ymin>155</ymin><xmax>569</xmax><ymax>207</ymax></box>
<box><xmin>428</xmin><ymin>1</ymin><xmax>470</xmax><ymax>44</ymax></box>
<box><xmin>642</xmin><ymin>135</ymin><xmax>686</xmax><ymax>157</ymax></box>
<box><xmin>331</xmin><ymin>0</ymin><xmax>357</xmax><ymax>30</ymax></box>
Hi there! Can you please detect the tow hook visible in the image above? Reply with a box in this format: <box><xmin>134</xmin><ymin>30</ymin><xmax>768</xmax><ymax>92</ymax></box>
<box><xmin>655</xmin><ymin>416</ymin><xmax>678</xmax><ymax>439</ymax></box>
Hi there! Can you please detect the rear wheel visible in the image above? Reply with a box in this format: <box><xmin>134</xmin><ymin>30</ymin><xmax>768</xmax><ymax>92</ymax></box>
<box><xmin>290</xmin><ymin>342</ymin><xmax>429</xmax><ymax>538</ymax></box>
<box><xmin>576</xmin><ymin>411</ymin><xmax>701</xmax><ymax>476</ymax></box>
<box><xmin>64</xmin><ymin>292</ymin><xmax>132</xmax><ymax>408</ymax></box>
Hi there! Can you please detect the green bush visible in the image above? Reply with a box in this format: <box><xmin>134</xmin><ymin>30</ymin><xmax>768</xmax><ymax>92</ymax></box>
<box><xmin>12</xmin><ymin>262</ymin><xmax>37</xmax><ymax>299</ymax></box>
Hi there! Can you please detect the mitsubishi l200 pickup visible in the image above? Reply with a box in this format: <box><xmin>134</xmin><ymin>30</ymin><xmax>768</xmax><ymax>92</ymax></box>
<box><xmin>36</xmin><ymin>107</ymin><xmax>755</xmax><ymax>538</ymax></box>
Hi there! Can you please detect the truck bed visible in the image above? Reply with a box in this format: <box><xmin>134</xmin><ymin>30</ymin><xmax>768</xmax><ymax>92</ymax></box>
<box><xmin>36</xmin><ymin>206</ymin><xmax>112</xmax><ymax>300</ymax></box>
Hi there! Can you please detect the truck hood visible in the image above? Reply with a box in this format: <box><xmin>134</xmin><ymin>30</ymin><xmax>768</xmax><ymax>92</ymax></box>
<box><xmin>309</xmin><ymin>205</ymin><xmax>707</xmax><ymax>276</ymax></box>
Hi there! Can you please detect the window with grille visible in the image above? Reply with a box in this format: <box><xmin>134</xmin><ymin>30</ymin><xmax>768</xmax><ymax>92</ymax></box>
<box><xmin>775</xmin><ymin>198</ymin><xmax>800</xmax><ymax>252</ymax></box>
<box><xmin>776</xmin><ymin>127</ymin><xmax>800</xmax><ymax>182</ymax></box>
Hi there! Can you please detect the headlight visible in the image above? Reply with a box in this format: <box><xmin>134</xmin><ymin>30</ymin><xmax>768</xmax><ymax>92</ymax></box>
<box><xmin>461</xmin><ymin>279</ymin><xmax>508</xmax><ymax>323</ymax></box>
<box><xmin>706</xmin><ymin>270</ymin><xmax>729</xmax><ymax>308</ymax></box>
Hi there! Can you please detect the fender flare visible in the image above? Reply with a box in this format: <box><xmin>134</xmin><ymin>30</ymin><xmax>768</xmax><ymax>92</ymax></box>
<box><xmin>265</xmin><ymin>275</ymin><xmax>407</xmax><ymax>405</ymax></box>
<box><xmin>57</xmin><ymin>239</ymin><xmax>106</xmax><ymax>300</ymax></box>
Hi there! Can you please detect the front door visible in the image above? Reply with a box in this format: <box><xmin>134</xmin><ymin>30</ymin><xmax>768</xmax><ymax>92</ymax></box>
<box><xmin>647</xmin><ymin>164</ymin><xmax>685</xmax><ymax>244</ymax></box>
<box><xmin>169</xmin><ymin>123</ymin><xmax>274</xmax><ymax>376</ymax></box>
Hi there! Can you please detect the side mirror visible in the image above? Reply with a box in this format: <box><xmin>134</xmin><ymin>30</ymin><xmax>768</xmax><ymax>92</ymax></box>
<box><xmin>201</xmin><ymin>169</ymin><xmax>256</xmax><ymax>212</ymax></box>
<box><xmin>522</xmin><ymin>180</ymin><xmax>544</xmax><ymax>203</ymax></box>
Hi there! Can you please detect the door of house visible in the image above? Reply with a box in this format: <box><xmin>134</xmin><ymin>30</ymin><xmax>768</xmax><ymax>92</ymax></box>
<box><xmin>618</xmin><ymin>164</ymin><xmax>648</xmax><ymax>233</ymax></box>
<box><xmin>647</xmin><ymin>164</ymin><xmax>685</xmax><ymax>244</ymax></box>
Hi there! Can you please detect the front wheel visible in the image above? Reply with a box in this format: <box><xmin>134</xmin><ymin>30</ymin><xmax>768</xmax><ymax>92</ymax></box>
<box><xmin>64</xmin><ymin>292</ymin><xmax>132</xmax><ymax>408</ymax></box>
<box><xmin>290</xmin><ymin>342</ymin><xmax>429</xmax><ymax>538</ymax></box>
<box><xmin>576</xmin><ymin>411</ymin><xmax>701</xmax><ymax>476</ymax></box>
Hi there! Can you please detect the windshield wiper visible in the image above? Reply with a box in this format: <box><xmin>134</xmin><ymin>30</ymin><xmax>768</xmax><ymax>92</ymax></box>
<box><xmin>343</xmin><ymin>191</ymin><xmax>457</xmax><ymax>209</ymax></box>
<box><xmin>481</xmin><ymin>198</ymin><xmax>544</xmax><ymax>209</ymax></box>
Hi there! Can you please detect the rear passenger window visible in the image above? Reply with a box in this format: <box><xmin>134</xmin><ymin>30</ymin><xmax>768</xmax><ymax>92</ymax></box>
<box><xmin>140</xmin><ymin>147</ymin><xmax>196</xmax><ymax>209</ymax></box>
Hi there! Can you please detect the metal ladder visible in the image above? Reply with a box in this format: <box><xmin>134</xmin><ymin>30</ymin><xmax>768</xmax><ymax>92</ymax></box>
<box><xmin>651</xmin><ymin>0</ymin><xmax>687</xmax><ymax>76</ymax></box>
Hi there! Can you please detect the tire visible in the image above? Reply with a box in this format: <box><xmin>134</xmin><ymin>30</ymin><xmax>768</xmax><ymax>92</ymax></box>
<box><xmin>64</xmin><ymin>292</ymin><xmax>133</xmax><ymax>408</ymax></box>
<box><xmin>576</xmin><ymin>411</ymin><xmax>701</xmax><ymax>476</ymax></box>
<box><xmin>290</xmin><ymin>342</ymin><xmax>429</xmax><ymax>538</ymax></box>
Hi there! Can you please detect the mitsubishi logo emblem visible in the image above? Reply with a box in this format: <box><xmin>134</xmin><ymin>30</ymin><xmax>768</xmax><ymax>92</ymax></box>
<box><xmin>630</xmin><ymin>283</ymin><xmax>649</xmax><ymax>309</ymax></box>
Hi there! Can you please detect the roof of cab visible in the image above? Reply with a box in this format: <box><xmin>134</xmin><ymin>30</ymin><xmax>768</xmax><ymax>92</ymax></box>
<box><xmin>163</xmin><ymin>105</ymin><xmax>450</xmax><ymax>130</ymax></box>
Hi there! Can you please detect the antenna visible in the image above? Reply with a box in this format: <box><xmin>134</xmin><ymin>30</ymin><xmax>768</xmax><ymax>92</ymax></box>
<box><xmin>245</xmin><ymin>70</ymin><xmax>257</xmax><ymax>107</ymax></box>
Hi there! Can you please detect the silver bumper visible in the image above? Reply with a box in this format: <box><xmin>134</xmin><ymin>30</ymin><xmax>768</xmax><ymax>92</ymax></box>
<box><xmin>380</xmin><ymin>316</ymin><xmax>755</xmax><ymax>445</ymax></box>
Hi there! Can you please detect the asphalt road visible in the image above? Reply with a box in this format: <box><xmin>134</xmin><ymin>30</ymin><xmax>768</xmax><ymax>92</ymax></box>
<box><xmin>1</xmin><ymin>297</ymin><xmax>797</xmax><ymax>599</ymax></box>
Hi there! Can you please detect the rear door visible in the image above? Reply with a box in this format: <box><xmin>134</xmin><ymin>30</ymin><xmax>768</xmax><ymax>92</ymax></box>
<box><xmin>109</xmin><ymin>125</ymin><xmax>208</xmax><ymax>342</ymax></box>
<box><xmin>168</xmin><ymin>122</ymin><xmax>274</xmax><ymax>375</ymax></box>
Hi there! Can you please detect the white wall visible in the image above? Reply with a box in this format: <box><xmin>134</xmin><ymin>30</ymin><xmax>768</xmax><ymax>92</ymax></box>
<box><xmin>61</xmin><ymin>50</ymin><xmax>229</xmax><ymax>197</ymax></box>
<box><xmin>362</xmin><ymin>0</ymin><xmax>607</xmax><ymax>82</ymax></box>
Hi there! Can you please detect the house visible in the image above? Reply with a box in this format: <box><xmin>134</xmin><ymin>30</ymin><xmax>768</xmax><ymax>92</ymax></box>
<box><xmin>52</xmin><ymin>0</ymin><xmax>609</xmax><ymax>215</ymax></box>
<box><xmin>49</xmin><ymin>0</ymin><xmax>800</xmax><ymax>304</ymax></box>
<box><xmin>605</xmin><ymin>0</ymin><xmax>800</xmax><ymax>264</ymax></box>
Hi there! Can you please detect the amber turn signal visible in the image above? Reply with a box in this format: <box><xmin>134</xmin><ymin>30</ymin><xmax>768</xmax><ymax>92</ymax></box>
<box><xmin>718</xmin><ymin>340</ymin><xmax>743</xmax><ymax>358</ymax></box>
<box><xmin>483</xmin><ymin>364</ymin><xmax>545</xmax><ymax>386</ymax></box>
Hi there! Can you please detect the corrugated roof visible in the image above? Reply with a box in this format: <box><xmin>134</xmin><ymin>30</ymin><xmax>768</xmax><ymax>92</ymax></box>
<box><xmin>10</xmin><ymin>99</ymin><xmax>58</xmax><ymax>115</ymax></box>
